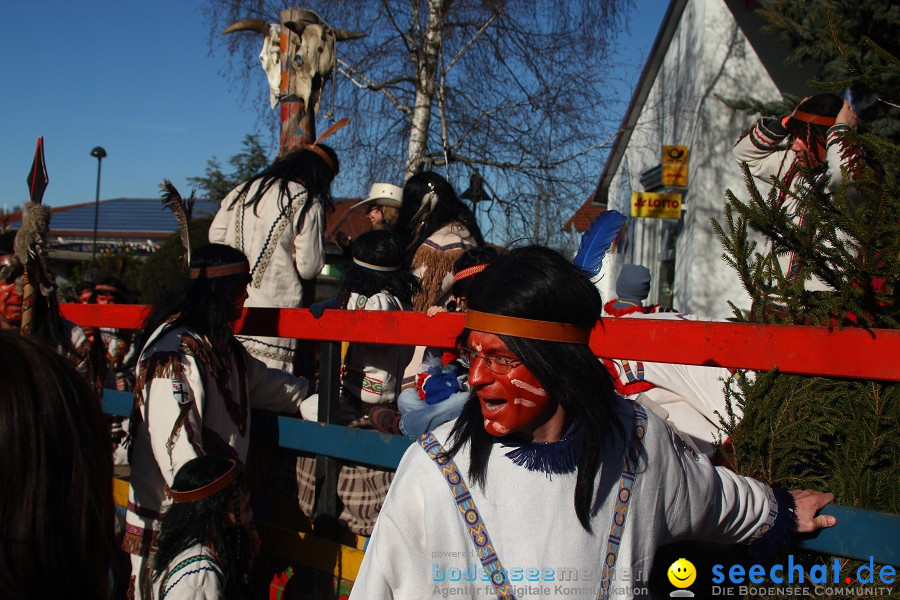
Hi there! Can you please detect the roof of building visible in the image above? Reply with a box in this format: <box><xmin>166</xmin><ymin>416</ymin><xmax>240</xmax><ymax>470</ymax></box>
<box><xmin>590</xmin><ymin>0</ymin><xmax>820</xmax><ymax>208</ymax></box>
<box><xmin>6</xmin><ymin>196</ymin><xmax>373</xmax><ymax>242</ymax></box>
<box><xmin>563</xmin><ymin>194</ymin><xmax>605</xmax><ymax>233</ymax></box>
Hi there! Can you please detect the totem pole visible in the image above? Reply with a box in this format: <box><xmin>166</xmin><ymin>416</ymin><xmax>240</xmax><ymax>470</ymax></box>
<box><xmin>224</xmin><ymin>9</ymin><xmax>364</xmax><ymax>156</ymax></box>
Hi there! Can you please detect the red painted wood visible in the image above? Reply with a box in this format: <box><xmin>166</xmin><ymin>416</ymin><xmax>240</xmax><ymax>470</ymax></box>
<box><xmin>60</xmin><ymin>304</ymin><xmax>900</xmax><ymax>381</ymax></box>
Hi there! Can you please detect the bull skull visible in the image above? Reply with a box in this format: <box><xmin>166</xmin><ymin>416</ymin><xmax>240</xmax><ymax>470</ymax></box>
<box><xmin>224</xmin><ymin>12</ymin><xmax>364</xmax><ymax>111</ymax></box>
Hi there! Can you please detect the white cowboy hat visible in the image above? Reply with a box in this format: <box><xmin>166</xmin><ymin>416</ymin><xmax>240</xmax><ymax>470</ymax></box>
<box><xmin>350</xmin><ymin>183</ymin><xmax>403</xmax><ymax>210</ymax></box>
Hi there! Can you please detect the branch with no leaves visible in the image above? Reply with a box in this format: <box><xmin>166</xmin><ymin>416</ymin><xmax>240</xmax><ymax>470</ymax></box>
<box><xmin>430</xmin><ymin>132</ymin><xmax>618</xmax><ymax>170</ymax></box>
<box><xmin>336</xmin><ymin>59</ymin><xmax>412</xmax><ymax>116</ymax></box>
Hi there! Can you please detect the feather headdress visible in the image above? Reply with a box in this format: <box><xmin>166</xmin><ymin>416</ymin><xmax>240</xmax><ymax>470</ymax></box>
<box><xmin>159</xmin><ymin>180</ymin><xmax>195</xmax><ymax>266</ymax></box>
<box><xmin>572</xmin><ymin>210</ymin><xmax>626</xmax><ymax>277</ymax></box>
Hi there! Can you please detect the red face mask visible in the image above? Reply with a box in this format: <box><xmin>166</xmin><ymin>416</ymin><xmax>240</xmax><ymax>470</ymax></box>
<box><xmin>0</xmin><ymin>277</ymin><xmax>24</xmax><ymax>325</ymax></box>
<box><xmin>466</xmin><ymin>330</ymin><xmax>563</xmax><ymax>442</ymax></box>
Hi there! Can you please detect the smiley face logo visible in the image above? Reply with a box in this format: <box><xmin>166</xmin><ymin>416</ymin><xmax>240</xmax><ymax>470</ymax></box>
<box><xmin>667</xmin><ymin>558</ymin><xmax>696</xmax><ymax>588</ymax></box>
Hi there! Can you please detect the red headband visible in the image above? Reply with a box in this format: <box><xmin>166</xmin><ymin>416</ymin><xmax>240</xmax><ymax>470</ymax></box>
<box><xmin>170</xmin><ymin>460</ymin><xmax>240</xmax><ymax>503</ymax></box>
<box><xmin>465</xmin><ymin>310</ymin><xmax>592</xmax><ymax>344</ymax></box>
<box><xmin>453</xmin><ymin>263</ymin><xmax>488</xmax><ymax>283</ymax></box>
<box><xmin>790</xmin><ymin>110</ymin><xmax>837</xmax><ymax>128</ymax></box>
<box><xmin>189</xmin><ymin>262</ymin><xmax>250</xmax><ymax>280</ymax></box>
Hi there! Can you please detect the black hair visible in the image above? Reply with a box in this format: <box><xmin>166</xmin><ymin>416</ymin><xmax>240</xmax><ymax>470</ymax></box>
<box><xmin>76</xmin><ymin>282</ymin><xmax>95</xmax><ymax>295</ymax></box>
<box><xmin>0</xmin><ymin>332</ymin><xmax>114</xmax><ymax>598</ymax></box>
<box><xmin>450</xmin><ymin>246</ymin><xmax>501</xmax><ymax>299</ymax></box>
<box><xmin>91</xmin><ymin>276</ymin><xmax>127</xmax><ymax>303</ymax></box>
<box><xmin>135</xmin><ymin>244</ymin><xmax>251</xmax><ymax>360</ymax></box>
<box><xmin>786</xmin><ymin>93</ymin><xmax>843</xmax><ymax>156</ymax></box>
<box><xmin>394</xmin><ymin>172</ymin><xmax>485</xmax><ymax>261</ymax></box>
<box><xmin>337</xmin><ymin>230</ymin><xmax>421</xmax><ymax>304</ymax></box>
<box><xmin>445</xmin><ymin>245</ymin><xmax>618</xmax><ymax>532</ymax></box>
<box><xmin>152</xmin><ymin>455</ymin><xmax>249</xmax><ymax>600</ymax></box>
<box><xmin>226</xmin><ymin>145</ymin><xmax>338</xmax><ymax>223</ymax></box>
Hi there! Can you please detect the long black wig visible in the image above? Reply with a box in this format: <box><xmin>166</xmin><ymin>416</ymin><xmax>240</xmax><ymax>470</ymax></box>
<box><xmin>151</xmin><ymin>455</ymin><xmax>250</xmax><ymax>600</ymax></box>
<box><xmin>337</xmin><ymin>229</ymin><xmax>420</xmax><ymax>306</ymax></box>
<box><xmin>445</xmin><ymin>245</ymin><xmax>620</xmax><ymax>532</ymax></box>
<box><xmin>394</xmin><ymin>171</ymin><xmax>484</xmax><ymax>262</ymax></box>
<box><xmin>135</xmin><ymin>244</ymin><xmax>251</xmax><ymax>361</ymax></box>
<box><xmin>225</xmin><ymin>144</ymin><xmax>339</xmax><ymax>225</ymax></box>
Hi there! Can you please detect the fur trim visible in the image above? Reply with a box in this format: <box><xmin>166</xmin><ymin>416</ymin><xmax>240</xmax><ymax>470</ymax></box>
<box><xmin>411</xmin><ymin>244</ymin><xmax>465</xmax><ymax>311</ymax></box>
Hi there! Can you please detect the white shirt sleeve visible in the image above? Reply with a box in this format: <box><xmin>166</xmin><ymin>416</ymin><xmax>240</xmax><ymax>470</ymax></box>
<box><xmin>293</xmin><ymin>195</ymin><xmax>325</xmax><ymax>281</ymax></box>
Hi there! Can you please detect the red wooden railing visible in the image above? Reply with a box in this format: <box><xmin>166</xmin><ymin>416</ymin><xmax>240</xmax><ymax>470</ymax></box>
<box><xmin>61</xmin><ymin>304</ymin><xmax>900</xmax><ymax>381</ymax></box>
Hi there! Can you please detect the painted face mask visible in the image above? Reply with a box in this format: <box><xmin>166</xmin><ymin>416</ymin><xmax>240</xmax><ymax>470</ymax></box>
<box><xmin>0</xmin><ymin>276</ymin><xmax>24</xmax><ymax>325</ymax></box>
<box><xmin>465</xmin><ymin>330</ymin><xmax>556</xmax><ymax>440</ymax></box>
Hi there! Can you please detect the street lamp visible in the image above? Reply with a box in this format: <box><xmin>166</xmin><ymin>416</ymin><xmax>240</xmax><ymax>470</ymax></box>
<box><xmin>89</xmin><ymin>146</ymin><xmax>107</xmax><ymax>278</ymax></box>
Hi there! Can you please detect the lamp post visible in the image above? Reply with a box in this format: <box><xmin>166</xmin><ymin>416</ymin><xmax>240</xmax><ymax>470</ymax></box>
<box><xmin>89</xmin><ymin>146</ymin><xmax>106</xmax><ymax>279</ymax></box>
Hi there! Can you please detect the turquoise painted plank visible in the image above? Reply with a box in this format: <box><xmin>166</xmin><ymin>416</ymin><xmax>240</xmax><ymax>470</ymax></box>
<box><xmin>797</xmin><ymin>504</ymin><xmax>899</xmax><ymax>566</ymax></box>
<box><xmin>251</xmin><ymin>412</ymin><xmax>413</xmax><ymax>469</ymax></box>
<box><xmin>103</xmin><ymin>389</ymin><xmax>132</xmax><ymax>417</ymax></box>
<box><xmin>101</xmin><ymin>390</ymin><xmax>897</xmax><ymax>563</ymax></box>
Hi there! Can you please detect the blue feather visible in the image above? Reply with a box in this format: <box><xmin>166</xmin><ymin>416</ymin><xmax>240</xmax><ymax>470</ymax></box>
<box><xmin>572</xmin><ymin>210</ymin><xmax>627</xmax><ymax>276</ymax></box>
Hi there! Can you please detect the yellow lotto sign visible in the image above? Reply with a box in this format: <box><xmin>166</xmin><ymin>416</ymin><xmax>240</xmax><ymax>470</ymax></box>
<box><xmin>631</xmin><ymin>192</ymin><xmax>682</xmax><ymax>219</ymax></box>
<box><xmin>662</xmin><ymin>145</ymin><xmax>689</xmax><ymax>187</ymax></box>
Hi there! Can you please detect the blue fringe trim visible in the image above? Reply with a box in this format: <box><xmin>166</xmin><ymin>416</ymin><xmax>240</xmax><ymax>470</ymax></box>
<box><xmin>747</xmin><ymin>485</ymin><xmax>798</xmax><ymax>562</ymax></box>
<box><xmin>501</xmin><ymin>425</ymin><xmax>580</xmax><ymax>477</ymax></box>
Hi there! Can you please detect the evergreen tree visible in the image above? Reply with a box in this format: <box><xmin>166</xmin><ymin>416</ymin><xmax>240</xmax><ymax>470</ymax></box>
<box><xmin>756</xmin><ymin>0</ymin><xmax>900</xmax><ymax>142</ymax></box>
<box><xmin>187</xmin><ymin>134</ymin><xmax>270</xmax><ymax>204</ymax></box>
<box><xmin>714</xmin><ymin>21</ymin><xmax>898</xmax><ymax>599</ymax></box>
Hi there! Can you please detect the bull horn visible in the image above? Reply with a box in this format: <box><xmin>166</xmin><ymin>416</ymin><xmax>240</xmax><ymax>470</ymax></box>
<box><xmin>333</xmin><ymin>29</ymin><xmax>367</xmax><ymax>41</ymax></box>
<box><xmin>222</xmin><ymin>18</ymin><xmax>270</xmax><ymax>35</ymax></box>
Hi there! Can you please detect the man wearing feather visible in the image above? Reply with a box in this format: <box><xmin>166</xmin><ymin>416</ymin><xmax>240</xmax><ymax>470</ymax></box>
<box><xmin>123</xmin><ymin>184</ymin><xmax>311</xmax><ymax>599</ymax></box>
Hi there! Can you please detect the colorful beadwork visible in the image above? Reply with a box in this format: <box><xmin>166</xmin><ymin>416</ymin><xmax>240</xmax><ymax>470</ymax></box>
<box><xmin>418</xmin><ymin>432</ymin><xmax>519</xmax><ymax>600</ymax></box>
<box><xmin>598</xmin><ymin>402</ymin><xmax>647</xmax><ymax>599</ymax></box>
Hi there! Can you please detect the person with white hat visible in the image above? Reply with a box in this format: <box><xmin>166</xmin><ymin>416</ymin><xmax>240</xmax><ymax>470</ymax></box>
<box><xmin>352</xmin><ymin>182</ymin><xmax>403</xmax><ymax>230</ymax></box>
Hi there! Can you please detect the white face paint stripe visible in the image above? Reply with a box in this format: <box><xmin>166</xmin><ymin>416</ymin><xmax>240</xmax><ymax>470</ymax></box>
<box><xmin>513</xmin><ymin>397</ymin><xmax>537</xmax><ymax>407</ymax></box>
<box><xmin>474</xmin><ymin>342</ymin><xmax>483</xmax><ymax>352</ymax></box>
<box><xmin>510</xmin><ymin>379</ymin><xmax>546</xmax><ymax>396</ymax></box>
<box><xmin>491</xmin><ymin>422</ymin><xmax>509</xmax><ymax>434</ymax></box>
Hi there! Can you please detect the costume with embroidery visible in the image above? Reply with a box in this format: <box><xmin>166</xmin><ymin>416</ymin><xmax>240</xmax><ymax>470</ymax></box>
<box><xmin>410</xmin><ymin>222</ymin><xmax>478</xmax><ymax>312</ymax></box>
<box><xmin>733</xmin><ymin>116</ymin><xmax>863</xmax><ymax>291</ymax></box>
<box><xmin>351</xmin><ymin>397</ymin><xmax>785</xmax><ymax>599</ymax></box>
<box><xmin>124</xmin><ymin>322</ymin><xmax>307</xmax><ymax>598</ymax></box>
<box><xmin>209</xmin><ymin>179</ymin><xmax>325</xmax><ymax>370</ymax></box>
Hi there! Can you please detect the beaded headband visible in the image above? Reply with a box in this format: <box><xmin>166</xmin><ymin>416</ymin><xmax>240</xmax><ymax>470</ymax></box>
<box><xmin>170</xmin><ymin>459</ymin><xmax>240</xmax><ymax>504</ymax></box>
<box><xmin>352</xmin><ymin>257</ymin><xmax>400</xmax><ymax>272</ymax></box>
<box><xmin>465</xmin><ymin>310</ymin><xmax>592</xmax><ymax>344</ymax></box>
<box><xmin>453</xmin><ymin>263</ymin><xmax>487</xmax><ymax>283</ymax></box>
<box><xmin>189</xmin><ymin>261</ymin><xmax>250</xmax><ymax>280</ymax></box>
<box><xmin>304</xmin><ymin>118</ymin><xmax>349</xmax><ymax>176</ymax></box>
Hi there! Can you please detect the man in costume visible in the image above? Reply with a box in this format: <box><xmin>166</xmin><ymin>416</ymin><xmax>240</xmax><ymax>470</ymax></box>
<box><xmin>351</xmin><ymin>246</ymin><xmax>834</xmax><ymax>599</ymax></box>
<box><xmin>733</xmin><ymin>93</ymin><xmax>861</xmax><ymax>293</ymax></box>
<box><xmin>0</xmin><ymin>230</ymin><xmax>92</xmax><ymax>379</ymax></box>
<box><xmin>209</xmin><ymin>123</ymin><xmax>346</xmax><ymax>372</ymax></box>
<box><xmin>124</xmin><ymin>243</ymin><xmax>309</xmax><ymax>599</ymax></box>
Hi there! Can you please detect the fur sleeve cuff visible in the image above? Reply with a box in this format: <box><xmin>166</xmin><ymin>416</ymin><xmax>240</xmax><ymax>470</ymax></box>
<box><xmin>747</xmin><ymin>485</ymin><xmax>797</xmax><ymax>562</ymax></box>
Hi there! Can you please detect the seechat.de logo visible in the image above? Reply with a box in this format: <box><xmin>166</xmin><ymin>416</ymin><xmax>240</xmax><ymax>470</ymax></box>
<box><xmin>668</xmin><ymin>558</ymin><xmax>696</xmax><ymax>597</ymax></box>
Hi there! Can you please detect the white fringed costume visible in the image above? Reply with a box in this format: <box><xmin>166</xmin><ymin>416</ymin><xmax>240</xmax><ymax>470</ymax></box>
<box><xmin>351</xmin><ymin>397</ymin><xmax>782</xmax><ymax>600</ymax></box>
<box><xmin>209</xmin><ymin>179</ymin><xmax>326</xmax><ymax>370</ymax></box>
<box><xmin>124</xmin><ymin>323</ymin><xmax>307</xmax><ymax>599</ymax></box>
<box><xmin>733</xmin><ymin>117</ymin><xmax>862</xmax><ymax>291</ymax></box>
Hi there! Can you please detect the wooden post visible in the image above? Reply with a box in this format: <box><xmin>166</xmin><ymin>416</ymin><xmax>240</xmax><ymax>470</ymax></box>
<box><xmin>278</xmin><ymin>8</ymin><xmax>324</xmax><ymax>155</ymax></box>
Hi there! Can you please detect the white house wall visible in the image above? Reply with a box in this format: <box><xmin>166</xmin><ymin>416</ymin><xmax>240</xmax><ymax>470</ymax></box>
<box><xmin>604</xmin><ymin>0</ymin><xmax>778</xmax><ymax>318</ymax></box>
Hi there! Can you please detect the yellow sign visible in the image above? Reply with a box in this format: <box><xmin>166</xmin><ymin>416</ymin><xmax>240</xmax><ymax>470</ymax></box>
<box><xmin>631</xmin><ymin>192</ymin><xmax>682</xmax><ymax>219</ymax></box>
<box><xmin>661</xmin><ymin>145</ymin><xmax>689</xmax><ymax>187</ymax></box>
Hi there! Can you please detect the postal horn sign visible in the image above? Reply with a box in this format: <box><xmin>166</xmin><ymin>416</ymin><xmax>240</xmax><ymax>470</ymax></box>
<box><xmin>631</xmin><ymin>192</ymin><xmax>682</xmax><ymax>219</ymax></box>
<box><xmin>661</xmin><ymin>145</ymin><xmax>689</xmax><ymax>187</ymax></box>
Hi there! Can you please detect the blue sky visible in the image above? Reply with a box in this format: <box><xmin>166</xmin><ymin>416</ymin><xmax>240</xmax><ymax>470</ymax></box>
<box><xmin>0</xmin><ymin>1</ymin><xmax>666</xmax><ymax>211</ymax></box>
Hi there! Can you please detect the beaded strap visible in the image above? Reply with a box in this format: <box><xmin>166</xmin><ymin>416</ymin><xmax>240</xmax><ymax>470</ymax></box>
<box><xmin>597</xmin><ymin>402</ymin><xmax>647</xmax><ymax>599</ymax></box>
<box><xmin>418</xmin><ymin>433</ymin><xmax>518</xmax><ymax>600</ymax></box>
